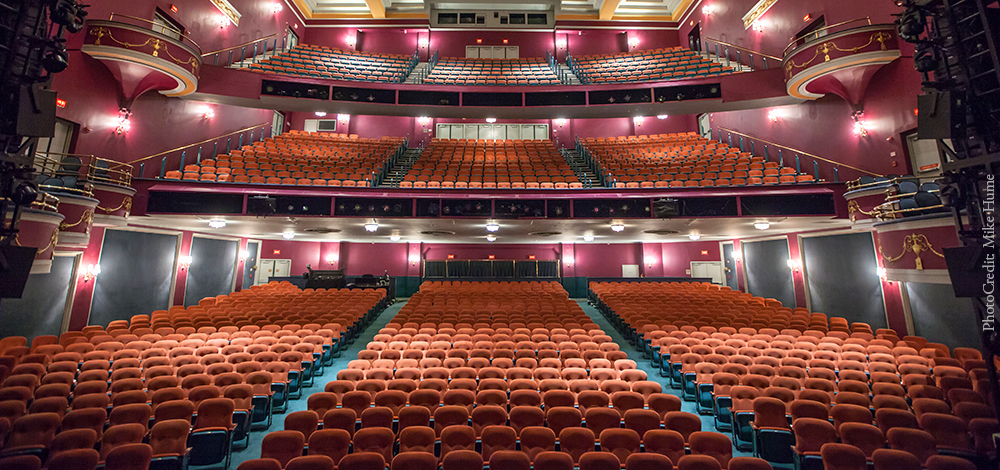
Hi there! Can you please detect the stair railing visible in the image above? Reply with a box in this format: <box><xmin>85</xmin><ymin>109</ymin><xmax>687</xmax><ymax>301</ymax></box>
<box><xmin>701</xmin><ymin>38</ymin><xmax>781</xmax><ymax>72</ymax></box>
<box><xmin>128</xmin><ymin>123</ymin><xmax>272</xmax><ymax>178</ymax></box>
<box><xmin>202</xmin><ymin>32</ymin><xmax>290</xmax><ymax>68</ymax></box>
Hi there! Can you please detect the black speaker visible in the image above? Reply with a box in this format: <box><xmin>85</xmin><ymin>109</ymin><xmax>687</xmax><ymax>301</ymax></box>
<box><xmin>247</xmin><ymin>196</ymin><xmax>277</xmax><ymax>216</ymax></box>
<box><xmin>944</xmin><ymin>245</ymin><xmax>990</xmax><ymax>298</ymax></box>
<box><xmin>652</xmin><ymin>198</ymin><xmax>679</xmax><ymax>218</ymax></box>
<box><xmin>918</xmin><ymin>91</ymin><xmax>965</xmax><ymax>140</ymax></box>
<box><xmin>0</xmin><ymin>245</ymin><xmax>38</xmax><ymax>299</ymax></box>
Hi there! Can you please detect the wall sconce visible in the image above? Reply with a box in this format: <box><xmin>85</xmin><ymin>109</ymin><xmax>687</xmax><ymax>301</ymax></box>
<box><xmin>273</xmin><ymin>3</ymin><xmax>283</xmax><ymax>13</ymax></box>
<box><xmin>408</xmin><ymin>254</ymin><xmax>420</xmax><ymax>265</ymax></box>
<box><xmin>852</xmin><ymin>112</ymin><xmax>869</xmax><ymax>137</ymax></box>
<box><xmin>702</xmin><ymin>5</ymin><xmax>713</xmax><ymax>15</ymax></box>
<box><xmin>346</xmin><ymin>36</ymin><xmax>356</xmax><ymax>47</ymax></box>
<box><xmin>82</xmin><ymin>264</ymin><xmax>101</xmax><ymax>282</ymax></box>
<box><xmin>179</xmin><ymin>255</ymin><xmax>193</xmax><ymax>270</ymax></box>
<box><xmin>786</xmin><ymin>258</ymin><xmax>801</xmax><ymax>272</ymax></box>
<box><xmin>732</xmin><ymin>251</ymin><xmax>742</xmax><ymax>263</ymax></box>
<box><xmin>326</xmin><ymin>254</ymin><xmax>339</xmax><ymax>265</ymax></box>
<box><xmin>632</xmin><ymin>116</ymin><xmax>644</xmax><ymax>126</ymax></box>
<box><xmin>556</xmin><ymin>38</ymin><xmax>567</xmax><ymax>50</ymax></box>
<box><xmin>202</xmin><ymin>106</ymin><xmax>215</xmax><ymax>119</ymax></box>
<box><xmin>876</xmin><ymin>266</ymin><xmax>890</xmax><ymax>282</ymax></box>
<box><xmin>115</xmin><ymin>108</ymin><xmax>131</xmax><ymax>135</ymax></box>
<box><xmin>553</xmin><ymin>118</ymin><xmax>567</xmax><ymax>127</ymax></box>
<box><xmin>337</xmin><ymin>114</ymin><xmax>350</xmax><ymax>124</ymax></box>
<box><xmin>219</xmin><ymin>17</ymin><xmax>228</xmax><ymax>28</ymax></box>
<box><xmin>627</xmin><ymin>36</ymin><xmax>640</xmax><ymax>49</ymax></box>
<box><xmin>768</xmin><ymin>110</ymin><xmax>779</xmax><ymax>122</ymax></box>
<box><xmin>564</xmin><ymin>255</ymin><xmax>574</xmax><ymax>266</ymax></box>
<box><xmin>644</xmin><ymin>256</ymin><xmax>656</xmax><ymax>267</ymax></box>
<box><xmin>752</xmin><ymin>21</ymin><xmax>765</xmax><ymax>33</ymax></box>
<box><xmin>418</xmin><ymin>37</ymin><xmax>429</xmax><ymax>48</ymax></box>
<box><xmin>239</xmin><ymin>250</ymin><xmax>249</xmax><ymax>261</ymax></box>
<box><xmin>418</xmin><ymin>116</ymin><xmax>431</xmax><ymax>126</ymax></box>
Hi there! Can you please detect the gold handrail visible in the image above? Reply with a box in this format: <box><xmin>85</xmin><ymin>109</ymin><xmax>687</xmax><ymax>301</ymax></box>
<box><xmin>716</xmin><ymin>127</ymin><xmax>883</xmax><ymax>177</ymax></box>
<box><xmin>108</xmin><ymin>13</ymin><xmax>202</xmax><ymax>53</ymax></box>
<box><xmin>704</xmin><ymin>38</ymin><xmax>781</xmax><ymax>61</ymax></box>
<box><xmin>783</xmin><ymin>17</ymin><xmax>873</xmax><ymax>56</ymax></box>
<box><xmin>845</xmin><ymin>174</ymin><xmax>938</xmax><ymax>191</ymax></box>
<box><xmin>126</xmin><ymin>123</ymin><xmax>271</xmax><ymax>165</ymax></box>
<box><xmin>202</xmin><ymin>33</ymin><xmax>279</xmax><ymax>57</ymax></box>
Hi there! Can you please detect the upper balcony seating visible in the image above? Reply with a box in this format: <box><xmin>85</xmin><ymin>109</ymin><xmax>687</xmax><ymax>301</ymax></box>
<box><xmin>164</xmin><ymin>131</ymin><xmax>404</xmax><ymax>187</ymax></box>
<box><xmin>247</xmin><ymin>44</ymin><xmax>414</xmax><ymax>83</ymax></box>
<box><xmin>400</xmin><ymin>139</ymin><xmax>581</xmax><ymax>189</ymax></box>
<box><xmin>424</xmin><ymin>58</ymin><xmax>560</xmax><ymax>86</ymax></box>
<box><xmin>569</xmin><ymin>47</ymin><xmax>735</xmax><ymax>84</ymax></box>
<box><xmin>581</xmin><ymin>133</ymin><xmax>815</xmax><ymax>188</ymax></box>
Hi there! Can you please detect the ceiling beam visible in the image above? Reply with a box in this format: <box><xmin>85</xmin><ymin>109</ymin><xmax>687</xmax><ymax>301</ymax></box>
<box><xmin>598</xmin><ymin>0</ymin><xmax>621</xmax><ymax>20</ymax></box>
<box><xmin>365</xmin><ymin>0</ymin><xmax>386</xmax><ymax>18</ymax></box>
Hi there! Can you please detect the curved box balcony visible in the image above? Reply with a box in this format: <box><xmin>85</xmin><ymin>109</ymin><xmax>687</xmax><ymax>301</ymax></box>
<box><xmin>7</xmin><ymin>194</ymin><xmax>65</xmax><ymax>274</ymax></box>
<box><xmin>843</xmin><ymin>180</ymin><xmax>893</xmax><ymax>229</ymax></box>
<box><xmin>51</xmin><ymin>192</ymin><xmax>99</xmax><ymax>251</ymax></box>
<box><xmin>82</xmin><ymin>17</ymin><xmax>202</xmax><ymax>101</ymax></box>
<box><xmin>92</xmin><ymin>183</ymin><xmax>137</xmax><ymax>226</ymax></box>
<box><xmin>873</xmin><ymin>213</ymin><xmax>960</xmax><ymax>284</ymax></box>
<box><xmin>782</xmin><ymin>23</ymin><xmax>900</xmax><ymax>105</ymax></box>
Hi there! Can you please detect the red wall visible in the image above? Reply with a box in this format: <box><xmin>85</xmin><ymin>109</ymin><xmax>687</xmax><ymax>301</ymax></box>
<box><xmin>259</xmin><ymin>240</ymin><xmax>322</xmax><ymax>276</ymax></box>
<box><xmin>429</xmin><ymin>31</ymin><xmax>555</xmax><ymax>59</ymax></box>
<box><xmin>681</xmin><ymin>0</ymin><xmax>921</xmax><ymax>180</ymax></box>
<box><xmin>572</xmin><ymin>243</ymin><xmax>643</xmax><ymax>278</ymax></box>
<box><xmin>646</xmin><ymin>241</ymin><xmax>723</xmax><ymax>277</ymax></box>
<box><xmin>341</xmin><ymin>242</ymin><xmax>410</xmax><ymax>276</ymax></box>
<box><xmin>422</xmin><ymin>244</ymin><xmax>561</xmax><ymax>261</ymax></box>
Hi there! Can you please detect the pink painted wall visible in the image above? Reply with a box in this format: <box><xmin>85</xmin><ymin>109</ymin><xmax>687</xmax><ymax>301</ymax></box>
<box><xmin>429</xmin><ymin>31</ymin><xmax>555</xmax><ymax>59</ymax></box>
<box><xmin>681</xmin><ymin>0</ymin><xmax>921</xmax><ymax>180</ymax></box>
<box><xmin>340</xmin><ymin>242</ymin><xmax>410</xmax><ymax>276</ymax></box>
<box><xmin>422</xmin><ymin>244</ymin><xmax>561</xmax><ymax>261</ymax></box>
<box><xmin>573</xmin><ymin>243</ymin><xmax>643</xmax><ymax>277</ymax></box>
<box><xmin>259</xmin><ymin>240</ymin><xmax>322</xmax><ymax>276</ymax></box>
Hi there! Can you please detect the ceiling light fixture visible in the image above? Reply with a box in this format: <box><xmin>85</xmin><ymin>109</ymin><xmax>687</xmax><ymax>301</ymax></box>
<box><xmin>315</xmin><ymin>111</ymin><xmax>327</xmax><ymax>117</ymax></box>
<box><xmin>208</xmin><ymin>219</ymin><xmax>226</xmax><ymax>228</ymax></box>
<box><xmin>485</xmin><ymin>117</ymin><xmax>496</xmax><ymax>123</ymax></box>
<box><xmin>365</xmin><ymin>223</ymin><xmax>378</xmax><ymax>232</ymax></box>
<box><xmin>282</xmin><ymin>231</ymin><xmax>295</xmax><ymax>239</ymax></box>
<box><xmin>583</xmin><ymin>235</ymin><xmax>595</xmax><ymax>242</ymax></box>
<box><xmin>611</xmin><ymin>223</ymin><xmax>625</xmax><ymax>232</ymax></box>
<box><xmin>389</xmin><ymin>234</ymin><xmax>401</xmax><ymax>242</ymax></box>
<box><xmin>486</xmin><ymin>234</ymin><xmax>497</xmax><ymax>242</ymax></box>
<box><xmin>754</xmin><ymin>222</ymin><xmax>770</xmax><ymax>230</ymax></box>
<box><xmin>486</xmin><ymin>222</ymin><xmax>499</xmax><ymax>232</ymax></box>
<box><xmin>657</xmin><ymin>114</ymin><xmax>669</xmax><ymax>119</ymax></box>
<box><xmin>688</xmin><ymin>233</ymin><xmax>700</xmax><ymax>240</ymax></box>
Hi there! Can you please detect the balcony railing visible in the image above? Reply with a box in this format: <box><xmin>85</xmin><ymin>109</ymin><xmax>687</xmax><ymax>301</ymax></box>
<box><xmin>33</xmin><ymin>152</ymin><xmax>134</xmax><ymax>195</ymax></box>
<box><xmin>128</xmin><ymin>123</ymin><xmax>273</xmax><ymax>179</ymax></box>
<box><xmin>702</xmin><ymin>38</ymin><xmax>781</xmax><ymax>72</ymax></box>
<box><xmin>716</xmin><ymin>127</ymin><xmax>883</xmax><ymax>182</ymax></box>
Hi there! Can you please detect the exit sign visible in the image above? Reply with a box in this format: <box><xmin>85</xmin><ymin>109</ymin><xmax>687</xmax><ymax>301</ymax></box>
<box><xmin>272</xmin><ymin>250</ymin><xmax>280</xmax><ymax>255</ymax></box>
<box><xmin>448</xmin><ymin>255</ymin><xmax>454</xmax><ymax>259</ymax></box>
<box><xmin>701</xmin><ymin>250</ymin><xmax>709</xmax><ymax>255</ymax></box>
<box><xmin>528</xmin><ymin>255</ymin><xmax>536</xmax><ymax>260</ymax></box>
<box><xmin>488</xmin><ymin>255</ymin><xmax>495</xmax><ymax>259</ymax></box>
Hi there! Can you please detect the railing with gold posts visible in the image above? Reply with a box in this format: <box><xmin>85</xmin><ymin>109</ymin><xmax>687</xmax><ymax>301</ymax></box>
<box><xmin>716</xmin><ymin>127</ymin><xmax>883</xmax><ymax>182</ymax></box>
<box><xmin>128</xmin><ymin>123</ymin><xmax>273</xmax><ymax>179</ymax></box>
<box><xmin>702</xmin><ymin>38</ymin><xmax>782</xmax><ymax>72</ymax></box>
<box><xmin>33</xmin><ymin>151</ymin><xmax>135</xmax><ymax>194</ymax></box>
<box><xmin>202</xmin><ymin>31</ymin><xmax>294</xmax><ymax>68</ymax></box>
<box><xmin>107</xmin><ymin>13</ymin><xmax>202</xmax><ymax>56</ymax></box>
<box><xmin>782</xmin><ymin>17</ymin><xmax>873</xmax><ymax>57</ymax></box>
<box><xmin>845</xmin><ymin>175</ymin><xmax>945</xmax><ymax>220</ymax></box>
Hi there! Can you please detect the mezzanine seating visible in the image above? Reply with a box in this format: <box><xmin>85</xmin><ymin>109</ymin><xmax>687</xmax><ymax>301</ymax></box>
<box><xmin>164</xmin><ymin>131</ymin><xmax>404</xmax><ymax>187</ymax></box>
<box><xmin>424</xmin><ymin>58</ymin><xmax>560</xmax><ymax>86</ymax></box>
<box><xmin>569</xmin><ymin>47</ymin><xmax>735</xmax><ymax>84</ymax></box>
<box><xmin>248</xmin><ymin>45</ymin><xmax>415</xmax><ymax>84</ymax></box>
<box><xmin>400</xmin><ymin>139</ymin><xmax>581</xmax><ymax>189</ymax></box>
<box><xmin>580</xmin><ymin>133</ymin><xmax>815</xmax><ymax>188</ymax></box>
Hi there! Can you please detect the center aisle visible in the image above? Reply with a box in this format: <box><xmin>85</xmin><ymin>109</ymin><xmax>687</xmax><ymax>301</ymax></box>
<box><xmin>230</xmin><ymin>300</ymin><xmax>407</xmax><ymax>468</ymax></box>
<box><xmin>575</xmin><ymin>299</ymin><xmax>753</xmax><ymax>459</ymax></box>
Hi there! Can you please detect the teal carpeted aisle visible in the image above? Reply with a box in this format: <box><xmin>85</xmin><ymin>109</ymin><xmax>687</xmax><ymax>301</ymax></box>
<box><xmin>228</xmin><ymin>297</ymin><xmax>750</xmax><ymax>469</ymax></box>
<box><xmin>229</xmin><ymin>300</ymin><xmax>405</xmax><ymax>468</ymax></box>
<box><xmin>574</xmin><ymin>300</ymin><xmax>753</xmax><ymax>459</ymax></box>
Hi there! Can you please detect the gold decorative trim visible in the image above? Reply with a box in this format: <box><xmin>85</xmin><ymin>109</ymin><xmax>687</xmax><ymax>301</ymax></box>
<box><xmin>879</xmin><ymin>233</ymin><xmax>946</xmax><ymax>270</ymax></box>
<box><xmin>211</xmin><ymin>0</ymin><xmax>242</xmax><ymax>26</ymax></box>
<box><xmin>88</xmin><ymin>27</ymin><xmax>200</xmax><ymax>75</ymax></box>
<box><xmin>743</xmin><ymin>0</ymin><xmax>778</xmax><ymax>29</ymax></box>
<box><xmin>847</xmin><ymin>200</ymin><xmax>878</xmax><ymax>222</ymax></box>
<box><xmin>60</xmin><ymin>209</ymin><xmax>95</xmax><ymax>233</ymax></box>
<box><xmin>97</xmin><ymin>196</ymin><xmax>133</xmax><ymax>217</ymax></box>
<box><xmin>13</xmin><ymin>229</ymin><xmax>60</xmax><ymax>254</ymax></box>
<box><xmin>786</xmin><ymin>32</ymin><xmax>892</xmax><ymax>72</ymax></box>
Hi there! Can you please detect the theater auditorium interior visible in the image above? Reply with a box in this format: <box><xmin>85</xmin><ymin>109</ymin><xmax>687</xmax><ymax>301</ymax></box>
<box><xmin>0</xmin><ymin>0</ymin><xmax>998</xmax><ymax>469</ymax></box>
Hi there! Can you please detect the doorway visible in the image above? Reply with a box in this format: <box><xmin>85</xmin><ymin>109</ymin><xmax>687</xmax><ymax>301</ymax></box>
<box><xmin>257</xmin><ymin>259</ymin><xmax>291</xmax><ymax>285</ymax></box>
<box><xmin>271</xmin><ymin>111</ymin><xmax>285</xmax><ymax>137</ymax></box>
<box><xmin>698</xmin><ymin>114</ymin><xmax>711</xmax><ymax>139</ymax></box>
<box><xmin>285</xmin><ymin>27</ymin><xmax>299</xmax><ymax>52</ymax></box>
<box><xmin>691</xmin><ymin>261</ymin><xmax>724</xmax><ymax>284</ymax></box>
<box><xmin>722</xmin><ymin>242</ymin><xmax>739</xmax><ymax>290</ymax></box>
<box><xmin>242</xmin><ymin>241</ymin><xmax>260</xmax><ymax>289</ymax></box>
<box><xmin>688</xmin><ymin>24</ymin><xmax>701</xmax><ymax>52</ymax></box>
